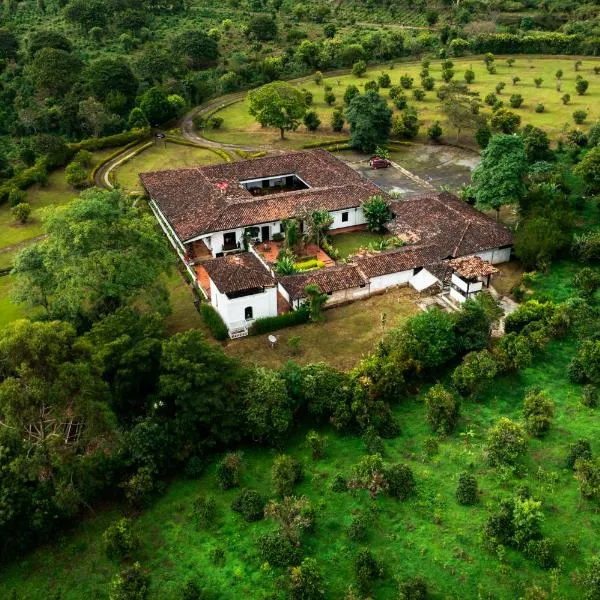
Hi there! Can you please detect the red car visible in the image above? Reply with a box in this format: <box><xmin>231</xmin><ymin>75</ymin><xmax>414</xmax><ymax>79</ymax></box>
<box><xmin>369</xmin><ymin>156</ymin><xmax>392</xmax><ymax>169</ymax></box>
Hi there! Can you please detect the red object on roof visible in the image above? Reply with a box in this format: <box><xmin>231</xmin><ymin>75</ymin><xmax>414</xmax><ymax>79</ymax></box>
<box><xmin>215</xmin><ymin>181</ymin><xmax>229</xmax><ymax>190</ymax></box>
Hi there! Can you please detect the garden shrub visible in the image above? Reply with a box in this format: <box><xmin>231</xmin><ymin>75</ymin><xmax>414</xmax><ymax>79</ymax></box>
<box><xmin>456</xmin><ymin>472</ymin><xmax>478</xmax><ymax>505</ymax></box>
<box><xmin>582</xmin><ymin>384</ymin><xmax>598</xmax><ymax>408</ymax></box>
<box><xmin>231</xmin><ymin>488</ymin><xmax>265</xmax><ymax>522</ymax></box>
<box><xmin>362</xmin><ymin>426</ymin><xmax>385</xmax><ymax>455</ymax></box>
<box><xmin>288</xmin><ymin>558</ymin><xmax>325</xmax><ymax>600</ymax></box>
<box><xmin>103</xmin><ymin>518</ymin><xmax>139</xmax><ymax>560</ymax></box>
<box><xmin>385</xmin><ymin>463</ymin><xmax>415</xmax><ymax>500</ymax></box>
<box><xmin>398</xmin><ymin>576</ymin><xmax>428</xmax><ymax>599</ymax></box>
<box><xmin>493</xmin><ymin>333</ymin><xmax>534</xmax><ymax>373</ymax></box>
<box><xmin>348</xmin><ymin>511</ymin><xmax>369</xmax><ymax>542</ymax></box>
<box><xmin>216</xmin><ymin>452</ymin><xmax>243</xmax><ymax>490</ymax></box>
<box><xmin>303</xmin><ymin>111</ymin><xmax>321</xmax><ymax>132</ymax></box>
<box><xmin>192</xmin><ymin>495</ymin><xmax>217</xmax><ymax>528</ymax></box>
<box><xmin>70</xmin><ymin>128</ymin><xmax>149</xmax><ymax>153</ymax></box>
<box><xmin>573</xmin><ymin>268</ymin><xmax>600</xmax><ymax>299</ymax></box>
<box><xmin>249</xmin><ymin>306</ymin><xmax>310</xmax><ymax>335</ymax></box>
<box><xmin>452</xmin><ymin>350</ymin><xmax>497</xmax><ymax>397</ymax></box>
<box><xmin>523</xmin><ymin>388</ymin><xmax>554</xmax><ymax>436</ymax></box>
<box><xmin>330</xmin><ymin>473</ymin><xmax>347</xmax><ymax>492</ymax></box>
<box><xmin>582</xmin><ymin>556</ymin><xmax>600</xmax><ymax>599</ymax></box>
<box><xmin>424</xmin><ymin>384</ymin><xmax>460</xmax><ymax>435</ymax></box>
<box><xmin>525</xmin><ymin>538</ymin><xmax>556</xmax><ymax>569</ymax></box>
<box><xmin>504</xmin><ymin>301</ymin><xmax>556</xmax><ymax>335</ymax></box>
<box><xmin>567</xmin><ymin>439</ymin><xmax>592</xmax><ymax>469</ymax></box>
<box><xmin>568</xmin><ymin>356</ymin><xmax>587</xmax><ymax>383</ymax></box>
<box><xmin>109</xmin><ymin>562</ymin><xmax>150</xmax><ymax>600</ymax></box>
<box><xmin>199</xmin><ymin>303</ymin><xmax>228</xmax><ymax>340</ymax></box>
<box><xmin>272</xmin><ymin>454</ymin><xmax>303</xmax><ymax>497</ymax></box>
<box><xmin>354</xmin><ymin>547</ymin><xmax>384</xmax><ymax>594</ymax></box>
<box><xmin>306</xmin><ymin>430</ymin><xmax>327</xmax><ymax>460</ymax></box>
<box><xmin>486</xmin><ymin>417</ymin><xmax>528</xmax><ymax>467</ymax></box>
<box><xmin>573</xmin><ymin>110</ymin><xmax>587</xmax><ymax>125</ymax></box>
<box><xmin>258</xmin><ymin>533</ymin><xmax>301</xmax><ymax>567</ymax></box>
<box><xmin>121</xmin><ymin>466</ymin><xmax>156</xmax><ymax>508</ymax></box>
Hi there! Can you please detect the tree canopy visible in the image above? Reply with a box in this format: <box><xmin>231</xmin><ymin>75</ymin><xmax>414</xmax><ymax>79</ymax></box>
<box><xmin>346</xmin><ymin>90</ymin><xmax>392</xmax><ymax>153</ymax></box>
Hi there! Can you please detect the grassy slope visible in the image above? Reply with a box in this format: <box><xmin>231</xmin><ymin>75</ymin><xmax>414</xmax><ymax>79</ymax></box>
<box><xmin>2</xmin><ymin>331</ymin><xmax>598</xmax><ymax>599</ymax></box>
<box><xmin>205</xmin><ymin>55</ymin><xmax>600</xmax><ymax>148</ymax></box>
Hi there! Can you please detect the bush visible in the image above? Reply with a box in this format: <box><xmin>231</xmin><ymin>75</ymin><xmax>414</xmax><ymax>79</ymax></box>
<box><xmin>70</xmin><ymin>128</ymin><xmax>149</xmax><ymax>153</ymax></box>
<box><xmin>362</xmin><ymin>426</ymin><xmax>384</xmax><ymax>455</ymax></box>
<box><xmin>385</xmin><ymin>463</ymin><xmax>415</xmax><ymax>500</ymax></box>
<box><xmin>576</xmin><ymin>79</ymin><xmax>589</xmax><ymax>95</ymax></box>
<box><xmin>509</xmin><ymin>93</ymin><xmax>523</xmax><ymax>108</ymax></box>
<box><xmin>496</xmin><ymin>82</ymin><xmax>506</xmax><ymax>94</ymax></box>
<box><xmin>348</xmin><ymin>511</ymin><xmax>369</xmax><ymax>542</ymax></box>
<box><xmin>421</xmin><ymin>76</ymin><xmax>435</xmax><ymax>91</ymax></box>
<box><xmin>400</xmin><ymin>74</ymin><xmax>413</xmax><ymax>89</ymax></box>
<box><xmin>573</xmin><ymin>268</ymin><xmax>600</xmax><ymax>299</ymax></box>
<box><xmin>486</xmin><ymin>417</ymin><xmax>528</xmax><ymax>467</ymax></box>
<box><xmin>259</xmin><ymin>532</ymin><xmax>301</xmax><ymax>567</ymax></box>
<box><xmin>398</xmin><ymin>576</ymin><xmax>428</xmax><ymax>599</ymax></box>
<box><xmin>109</xmin><ymin>562</ymin><xmax>150</xmax><ymax>600</ymax></box>
<box><xmin>288</xmin><ymin>558</ymin><xmax>325</xmax><ymax>600</ymax></box>
<box><xmin>272</xmin><ymin>454</ymin><xmax>303</xmax><ymax>497</ymax></box>
<box><xmin>181</xmin><ymin>580</ymin><xmax>202</xmax><ymax>600</ymax></box>
<box><xmin>427</xmin><ymin>121</ymin><xmax>442</xmax><ymax>141</ymax></box>
<box><xmin>378</xmin><ymin>72</ymin><xmax>391</xmax><ymax>88</ymax></box>
<box><xmin>573</xmin><ymin>110</ymin><xmax>587</xmax><ymax>125</ymax></box>
<box><xmin>209</xmin><ymin>116</ymin><xmax>223</xmax><ymax>129</ymax></box>
<box><xmin>352</xmin><ymin>60</ymin><xmax>367</xmax><ymax>77</ymax></box>
<box><xmin>184</xmin><ymin>456</ymin><xmax>205</xmax><ymax>479</ymax></box>
<box><xmin>121</xmin><ymin>466</ymin><xmax>155</xmax><ymax>508</ymax></box>
<box><xmin>11</xmin><ymin>202</ymin><xmax>31</xmax><ymax>224</ymax></box>
<box><xmin>567</xmin><ymin>439</ymin><xmax>592</xmax><ymax>470</ymax></box>
<box><xmin>303</xmin><ymin>110</ymin><xmax>321</xmax><ymax>131</ymax></box>
<box><xmin>424</xmin><ymin>384</ymin><xmax>460</xmax><ymax>434</ymax></box>
<box><xmin>456</xmin><ymin>472</ymin><xmax>478</xmax><ymax>505</ymax></box>
<box><xmin>561</xmin><ymin>93</ymin><xmax>570</xmax><ymax>105</ymax></box>
<box><xmin>199</xmin><ymin>303</ymin><xmax>228</xmax><ymax>340</ymax></box>
<box><xmin>331</xmin><ymin>108</ymin><xmax>344</xmax><ymax>132</ymax></box>
<box><xmin>216</xmin><ymin>452</ymin><xmax>243</xmax><ymax>490</ymax></box>
<box><xmin>192</xmin><ymin>495</ymin><xmax>217</xmax><ymax>528</ymax></box>
<box><xmin>582</xmin><ymin>385</ymin><xmax>598</xmax><ymax>408</ymax></box>
<box><xmin>413</xmin><ymin>88</ymin><xmax>425</xmax><ymax>101</ymax></box>
<box><xmin>485</xmin><ymin>92</ymin><xmax>497</xmax><ymax>106</ymax></box>
<box><xmin>306</xmin><ymin>430</ymin><xmax>327</xmax><ymax>460</ymax></box>
<box><xmin>525</xmin><ymin>538</ymin><xmax>556</xmax><ymax>569</ymax></box>
<box><xmin>354</xmin><ymin>548</ymin><xmax>383</xmax><ymax>594</ymax></box>
<box><xmin>103</xmin><ymin>518</ymin><xmax>139</xmax><ymax>560</ymax></box>
<box><xmin>65</xmin><ymin>161</ymin><xmax>89</xmax><ymax>188</ymax></box>
<box><xmin>535</xmin><ymin>104</ymin><xmax>545</xmax><ymax>113</ymax></box>
<box><xmin>249</xmin><ymin>306</ymin><xmax>310</xmax><ymax>335</ymax></box>
<box><xmin>231</xmin><ymin>489</ymin><xmax>265</xmax><ymax>522</ymax></box>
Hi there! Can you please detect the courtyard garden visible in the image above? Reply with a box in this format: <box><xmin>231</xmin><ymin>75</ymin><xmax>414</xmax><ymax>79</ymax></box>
<box><xmin>203</xmin><ymin>55</ymin><xmax>600</xmax><ymax>148</ymax></box>
<box><xmin>329</xmin><ymin>230</ymin><xmax>394</xmax><ymax>258</ymax></box>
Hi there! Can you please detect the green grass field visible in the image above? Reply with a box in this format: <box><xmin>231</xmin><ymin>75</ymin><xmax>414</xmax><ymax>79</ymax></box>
<box><xmin>329</xmin><ymin>231</ymin><xmax>392</xmax><ymax>258</ymax></box>
<box><xmin>1</xmin><ymin>330</ymin><xmax>597</xmax><ymax>599</ymax></box>
<box><xmin>113</xmin><ymin>143</ymin><xmax>227</xmax><ymax>193</ymax></box>
<box><xmin>204</xmin><ymin>55</ymin><xmax>600</xmax><ymax>148</ymax></box>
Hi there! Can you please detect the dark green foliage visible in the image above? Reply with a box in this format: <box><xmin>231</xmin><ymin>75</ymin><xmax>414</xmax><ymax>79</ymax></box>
<box><xmin>509</xmin><ymin>93</ymin><xmax>523</xmax><ymax>108</ymax></box>
<box><xmin>456</xmin><ymin>472</ymin><xmax>478</xmax><ymax>505</ymax></box>
<box><xmin>378</xmin><ymin>73</ymin><xmax>391</xmax><ymax>88</ymax></box>
<box><xmin>172</xmin><ymin>30</ymin><xmax>219</xmax><ymax>68</ymax></box>
<box><xmin>231</xmin><ymin>489</ymin><xmax>265</xmax><ymax>522</ymax></box>
<box><xmin>575</xmin><ymin>146</ymin><xmax>600</xmax><ymax>193</ymax></box>
<box><xmin>216</xmin><ymin>453</ymin><xmax>243</xmax><ymax>490</ymax></box>
<box><xmin>392</xmin><ymin>107</ymin><xmax>420</xmax><ymax>140</ymax></box>
<box><xmin>385</xmin><ymin>463</ymin><xmax>415</xmax><ymax>500</ymax></box>
<box><xmin>272</xmin><ymin>454</ymin><xmax>303</xmax><ymax>497</ymax></box>
<box><xmin>192</xmin><ymin>495</ymin><xmax>217</xmax><ymax>528</ymax></box>
<box><xmin>139</xmin><ymin>87</ymin><xmax>174</xmax><ymax>125</ymax></box>
<box><xmin>525</xmin><ymin>538</ymin><xmax>556</xmax><ymax>569</ymax></box>
<box><xmin>362</xmin><ymin>426</ymin><xmax>385</xmax><ymax>455</ymax></box>
<box><xmin>576</xmin><ymin>79</ymin><xmax>589</xmax><ymax>95</ymax></box>
<box><xmin>574</xmin><ymin>268</ymin><xmax>600</xmax><ymax>299</ymax></box>
<box><xmin>364</xmin><ymin>80</ymin><xmax>379</xmax><ymax>93</ymax></box>
<box><xmin>28</xmin><ymin>30</ymin><xmax>71</xmax><ymax>57</ymax></box>
<box><xmin>303</xmin><ymin>110</ymin><xmax>321</xmax><ymax>131</ymax></box>
<box><xmin>581</xmin><ymin>556</ymin><xmax>600</xmax><ymax>599</ymax></box>
<box><xmin>348</xmin><ymin>511</ymin><xmax>369</xmax><ymax>541</ymax></box>
<box><xmin>354</xmin><ymin>547</ymin><xmax>384</xmax><ymax>594</ymax></box>
<box><xmin>521</xmin><ymin>125</ymin><xmax>553</xmax><ymax>163</ymax></box>
<box><xmin>258</xmin><ymin>532</ymin><xmax>300</xmax><ymax>567</ymax></box>
<box><xmin>424</xmin><ymin>384</ymin><xmax>460</xmax><ymax>435</ymax></box>
<box><xmin>331</xmin><ymin>108</ymin><xmax>344</xmax><ymax>132</ymax></box>
<box><xmin>199</xmin><ymin>303</ymin><xmax>228</xmax><ymax>340</ymax></box>
<box><xmin>103</xmin><ymin>518</ymin><xmax>139</xmax><ymax>560</ymax></box>
<box><xmin>491</xmin><ymin>108</ymin><xmax>521</xmax><ymax>134</ymax></box>
<box><xmin>427</xmin><ymin>121</ymin><xmax>442</xmax><ymax>141</ymax></box>
<box><xmin>247</xmin><ymin>15</ymin><xmax>277</xmax><ymax>41</ymax></box>
<box><xmin>582</xmin><ymin>385</ymin><xmax>598</xmax><ymax>408</ymax></box>
<box><xmin>346</xmin><ymin>91</ymin><xmax>392</xmax><ymax>153</ymax></box>
<box><xmin>362</xmin><ymin>194</ymin><xmax>391</xmax><ymax>233</ymax></box>
<box><xmin>84</xmin><ymin>58</ymin><xmax>138</xmax><ymax>104</ymax></box>
<box><xmin>504</xmin><ymin>301</ymin><xmax>556</xmax><ymax>335</ymax></box>
<box><xmin>344</xmin><ymin>85</ymin><xmax>360</xmax><ymax>105</ymax></box>
<box><xmin>398</xmin><ymin>576</ymin><xmax>428</xmax><ymax>600</ymax></box>
<box><xmin>288</xmin><ymin>558</ymin><xmax>325</xmax><ymax>599</ymax></box>
<box><xmin>567</xmin><ymin>440</ymin><xmax>592</xmax><ymax>470</ymax></box>
<box><xmin>109</xmin><ymin>562</ymin><xmax>150</xmax><ymax>600</ymax></box>
<box><xmin>181</xmin><ymin>580</ymin><xmax>202</xmax><ymax>600</ymax></box>
<box><xmin>250</xmin><ymin>306</ymin><xmax>310</xmax><ymax>335</ymax></box>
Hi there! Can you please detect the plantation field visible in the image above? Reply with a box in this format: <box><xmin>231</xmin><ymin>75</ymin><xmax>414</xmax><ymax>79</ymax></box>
<box><xmin>204</xmin><ymin>55</ymin><xmax>600</xmax><ymax>148</ymax></box>
<box><xmin>2</xmin><ymin>326</ymin><xmax>598</xmax><ymax>599</ymax></box>
<box><xmin>113</xmin><ymin>143</ymin><xmax>227</xmax><ymax>193</ymax></box>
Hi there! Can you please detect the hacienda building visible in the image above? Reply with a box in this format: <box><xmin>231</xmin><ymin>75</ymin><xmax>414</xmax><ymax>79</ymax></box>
<box><xmin>141</xmin><ymin>149</ymin><xmax>513</xmax><ymax>337</ymax></box>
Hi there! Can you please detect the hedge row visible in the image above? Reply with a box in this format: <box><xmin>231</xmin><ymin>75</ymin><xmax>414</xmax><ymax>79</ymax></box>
<box><xmin>163</xmin><ymin>137</ymin><xmax>231</xmax><ymax>162</ymax></box>
<box><xmin>68</xmin><ymin>128</ymin><xmax>150</xmax><ymax>153</ymax></box>
<box><xmin>470</xmin><ymin>33</ymin><xmax>587</xmax><ymax>55</ymax></box>
<box><xmin>199</xmin><ymin>303</ymin><xmax>229</xmax><ymax>340</ymax></box>
<box><xmin>249</xmin><ymin>307</ymin><xmax>310</xmax><ymax>335</ymax></box>
<box><xmin>301</xmin><ymin>139</ymin><xmax>349</xmax><ymax>149</ymax></box>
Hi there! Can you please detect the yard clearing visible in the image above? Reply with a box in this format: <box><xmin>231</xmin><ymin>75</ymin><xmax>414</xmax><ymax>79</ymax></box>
<box><xmin>203</xmin><ymin>55</ymin><xmax>600</xmax><ymax>147</ymax></box>
<box><xmin>225</xmin><ymin>286</ymin><xmax>419</xmax><ymax>370</ymax></box>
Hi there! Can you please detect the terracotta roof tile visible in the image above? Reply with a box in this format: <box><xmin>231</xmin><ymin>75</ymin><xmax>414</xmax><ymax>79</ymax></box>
<box><xmin>140</xmin><ymin>149</ymin><xmax>380</xmax><ymax>242</ymax></box>
<box><xmin>203</xmin><ymin>252</ymin><xmax>276</xmax><ymax>295</ymax></box>
<box><xmin>353</xmin><ymin>244</ymin><xmax>445</xmax><ymax>278</ymax></box>
<box><xmin>279</xmin><ymin>264</ymin><xmax>368</xmax><ymax>301</ymax></box>
<box><xmin>449</xmin><ymin>255</ymin><xmax>499</xmax><ymax>279</ymax></box>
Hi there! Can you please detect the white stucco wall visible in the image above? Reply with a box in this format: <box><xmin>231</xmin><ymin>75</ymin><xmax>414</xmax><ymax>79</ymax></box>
<box><xmin>210</xmin><ymin>280</ymin><xmax>278</xmax><ymax>328</ymax></box>
<box><xmin>369</xmin><ymin>269</ymin><xmax>414</xmax><ymax>292</ymax></box>
<box><xmin>474</xmin><ymin>247</ymin><xmax>512</xmax><ymax>265</ymax></box>
<box><xmin>329</xmin><ymin>207</ymin><xmax>366</xmax><ymax>230</ymax></box>
<box><xmin>292</xmin><ymin>284</ymin><xmax>370</xmax><ymax>309</ymax></box>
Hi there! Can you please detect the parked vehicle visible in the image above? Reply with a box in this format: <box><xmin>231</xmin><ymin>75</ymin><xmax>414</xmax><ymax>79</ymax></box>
<box><xmin>369</xmin><ymin>156</ymin><xmax>392</xmax><ymax>169</ymax></box>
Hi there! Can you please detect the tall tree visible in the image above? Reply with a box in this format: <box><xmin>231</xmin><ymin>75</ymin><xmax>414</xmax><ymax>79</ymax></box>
<box><xmin>248</xmin><ymin>81</ymin><xmax>307</xmax><ymax>139</ymax></box>
<box><xmin>12</xmin><ymin>188</ymin><xmax>172</xmax><ymax>326</ymax></box>
<box><xmin>346</xmin><ymin>90</ymin><xmax>392</xmax><ymax>153</ymax></box>
<box><xmin>31</xmin><ymin>48</ymin><xmax>83</xmax><ymax>97</ymax></box>
<box><xmin>439</xmin><ymin>82</ymin><xmax>484</xmax><ymax>141</ymax></box>
<box><xmin>472</xmin><ymin>134</ymin><xmax>527</xmax><ymax>218</ymax></box>
<box><xmin>172</xmin><ymin>30</ymin><xmax>219</xmax><ymax>69</ymax></box>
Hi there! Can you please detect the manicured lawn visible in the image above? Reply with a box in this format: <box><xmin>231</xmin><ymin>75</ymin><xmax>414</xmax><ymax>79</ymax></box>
<box><xmin>205</xmin><ymin>55</ymin><xmax>600</xmax><ymax>147</ymax></box>
<box><xmin>329</xmin><ymin>230</ymin><xmax>391</xmax><ymax>258</ymax></box>
<box><xmin>225</xmin><ymin>286</ymin><xmax>418</xmax><ymax>370</ymax></box>
<box><xmin>113</xmin><ymin>143</ymin><xmax>227</xmax><ymax>193</ymax></box>
<box><xmin>2</xmin><ymin>332</ymin><xmax>598</xmax><ymax>599</ymax></box>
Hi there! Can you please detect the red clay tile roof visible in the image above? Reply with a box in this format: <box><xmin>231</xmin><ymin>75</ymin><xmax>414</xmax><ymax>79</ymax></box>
<box><xmin>449</xmin><ymin>255</ymin><xmax>499</xmax><ymax>279</ymax></box>
<box><xmin>140</xmin><ymin>149</ymin><xmax>380</xmax><ymax>242</ymax></box>
<box><xmin>203</xmin><ymin>252</ymin><xmax>276</xmax><ymax>295</ymax></box>
<box><xmin>353</xmin><ymin>244</ymin><xmax>446</xmax><ymax>278</ymax></box>
<box><xmin>388</xmin><ymin>192</ymin><xmax>513</xmax><ymax>257</ymax></box>
<box><xmin>279</xmin><ymin>264</ymin><xmax>369</xmax><ymax>301</ymax></box>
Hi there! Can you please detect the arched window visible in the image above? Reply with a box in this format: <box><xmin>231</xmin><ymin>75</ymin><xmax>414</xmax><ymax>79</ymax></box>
<box><xmin>244</xmin><ymin>306</ymin><xmax>253</xmax><ymax>320</ymax></box>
